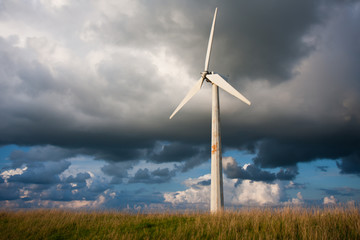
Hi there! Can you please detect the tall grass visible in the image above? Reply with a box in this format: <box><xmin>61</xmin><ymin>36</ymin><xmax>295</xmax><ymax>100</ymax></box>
<box><xmin>0</xmin><ymin>206</ymin><xmax>359</xmax><ymax>239</ymax></box>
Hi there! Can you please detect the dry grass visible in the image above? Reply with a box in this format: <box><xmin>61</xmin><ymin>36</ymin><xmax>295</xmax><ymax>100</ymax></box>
<box><xmin>0</xmin><ymin>206</ymin><xmax>359</xmax><ymax>239</ymax></box>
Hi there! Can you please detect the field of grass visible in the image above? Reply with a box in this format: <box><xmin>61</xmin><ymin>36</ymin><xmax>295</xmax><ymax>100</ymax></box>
<box><xmin>0</xmin><ymin>206</ymin><xmax>359</xmax><ymax>239</ymax></box>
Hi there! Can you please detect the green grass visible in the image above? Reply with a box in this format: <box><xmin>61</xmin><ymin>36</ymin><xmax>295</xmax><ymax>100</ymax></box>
<box><xmin>0</xmin><ymin>206</ymin><xmax>359</xmax><ymax>239</ymax></box>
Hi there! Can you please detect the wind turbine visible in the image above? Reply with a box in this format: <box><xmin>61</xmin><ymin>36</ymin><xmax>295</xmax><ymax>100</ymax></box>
<box><xmin>169</xmin><ymin>8</ymin><xmax>251</xmax><ymax>212</ymax></box>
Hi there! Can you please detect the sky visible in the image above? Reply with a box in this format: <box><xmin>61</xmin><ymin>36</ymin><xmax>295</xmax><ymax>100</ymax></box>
<box><xmin>0</xmin><ymin>0</ymin><xmax>359</xmax><ymax>211</ymax></box>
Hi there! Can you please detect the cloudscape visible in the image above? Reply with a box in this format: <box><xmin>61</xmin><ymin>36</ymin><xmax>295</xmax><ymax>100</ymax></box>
<box><xmin>0</xmin><ymin>0</ymin><xmax>359</xmax><ymax>210</ymax></box>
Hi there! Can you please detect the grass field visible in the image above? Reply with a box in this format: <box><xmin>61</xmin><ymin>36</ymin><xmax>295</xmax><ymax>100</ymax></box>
<box><xmin>0</xmin><ymin>206</ymin><xmax>359</xmax><ymax>239</ymax></box>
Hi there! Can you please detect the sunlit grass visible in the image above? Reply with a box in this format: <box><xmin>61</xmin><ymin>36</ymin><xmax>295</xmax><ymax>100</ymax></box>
<box><xmin>0</xmin><ymin>206</ymin><xmax>359</xmax><ymax>239</ymax></box>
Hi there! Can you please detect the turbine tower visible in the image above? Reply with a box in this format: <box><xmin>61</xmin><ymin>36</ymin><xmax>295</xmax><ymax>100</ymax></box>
<box><xmin>169</xmin><ymin>8</ymin><xmax>251</xmax><ymax>212</ymax></box>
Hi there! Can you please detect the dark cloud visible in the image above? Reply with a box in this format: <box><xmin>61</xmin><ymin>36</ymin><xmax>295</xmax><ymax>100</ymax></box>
<box><xmin>337</xmin><ymin>151</ymin><xmax>360</xmax><ymax>175</ymax></box>
<box><xmin>148</xmin><ymin>142</ymin><xmax>210</xmax><ymax>172</ymax></box>
<box><xmin>101</xmin><ymin>162</ymin><xmax>132</xmax><ymax>178</ymax></box>
<box><xmin>316</xmin><ymin>166</ymin><xmax>329</xmax><ymax>172</ymax></box>
<box><xmin>9</xmin><ymin>145</ymin><xmax>76</xmax><ymax>168</ymax></box>
<box><xmin>226</xmin><ymin>164</ymin><xmax>276</xmax><ymax>182</ymax></box>
<box><xmin>150</xmin><ymin>142</ymin><xmax>200</xmax><ymax>163</ymax></box>
<box><xmin>87</xmin><ymin>179</ymin><xmax>111</xmax><ymax>194</ymax></box>
<box><xmin>197</xmin><ymin>180</ymin><xmax>211</xmax><ymax>186</ymax></box>
<box><xmin>23</xmin><ymin>177</ymin><xmax>110</xmax><ymax>202</ymax></box>
<box><xmin>0</xmin><ymin>170</ymin><xmax>111</xmax><ymax>205</ymax></box>
<box><xmin>178</xmin><ymin>149</ymin><xmax>209</xmax><ymax>172</ymax></box>
<box><xmin>64</xmin><ymin>172</ymin><xmax>91</xmax><ymax>189</ymax></box>
<box><xmin>320</xmin><ymin>187</ymin><xmax>360</xmax><ymax>197</ymax></box>
<box><xmin>188</xmin><ymin>179</ymin><xmax>212</xmax><ymax>190</ymax></box>
<box><xmin>101</xmin><ymin>161</ymin><xmax>135</xmax><ymax>184</ymax></box>
<box><xmin>39</xmin><ymin>174</ymin><xmax>112</xmax><ymax>202</ymax></box>
<box><xmin>41</xmin><ymin>184</ymin><xmax>77</xmax><ymax>201</ymax></box>
<box><xmin>128</xmin><ymin>168</ymin><xmax>176</xmax><ymax>184</ymax></box>
<box><xmin>223</xmin><ymin>157</ymin><xmax>298</xmax><ymax>182</ymax></box>
<box><xmin>276</xmin><ymin>167</ymin><xmax>299</xmax><ymax>181</ymax></box>
<box><xmin>252</xmin><ymin>135</ymin><xmax>359</xmax><ymax>168</ymax></box>
<box><xmin>84</xmin><ymin>0</ymin><xmax>325</xmax><ymax>83</ymax></box>
<box><xmin>8</xmin><ymin>161</ymin><xmax>70</xmax><ymax>184</ymax></box>
<box><xmin>65</xmin><ymin>172</ymin><xmax>91</xmax><ymax>184</ymax></box>
<box><xmin>0</xmin><ymin>183</ymin><xmax>20</xmax><ymax>200</ymax></box>
<box><xmin>0</xmin><ymin>0</ymin><xmax>359</xmax><ymax>194</ymax></box>
<box><xmin>0</xmin><ymin>148</ymin><xmax>112</xmax><ymax>205</ymax></box>
<box><xmin>210</xmin><ymin>0</ymin><xmax>324</xmax><ymax>82</ymax></box>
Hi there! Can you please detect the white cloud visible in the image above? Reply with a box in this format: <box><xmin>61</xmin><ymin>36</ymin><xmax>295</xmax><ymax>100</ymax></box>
<box><xmin>182</xmin><ymin>174</ymin><xmax>211</xmax><ymax>187</ymax></box>
<box><xmin>39</xmin><ymin>0</ymin><xmax>71</xmax><ymax>9</ymax></box>
<box><xmin>323</xmin><ymin>195</ymin><xmax>337</xmax><ymax>205</ymax></box>
<box><xmin>286</xmin><ymin>181</ymin><xmax>296</xmax><ymax>189</ymax></box>
<box><xmin>19</xmin><ymin>188</ymin><xmax>30</xmax><ymax>199</ymax></box>
<box><xmin>222</xmin><ymin>156</ymin><xmax>237</xmax><ymax>169</ymax></box>
<box><xmin>0</xmin><ymin>166</ymin><xmax>27</xmax><ymax>183</ymax></box>
<box><xmin>286</xmin><ymin>192</ymin><xmax>304</xmax><ymax>205</ymax></box>
<box><xmin>164</xmin><ymin>174</ymin><xmax>211</xmax><ymax>205</ymax></box>
<box><xmin>164</xmin><ymin>174</ymin><xmax>281</xmax><ymax>207</ymax></box>
<box><xmin>231</xmin><ymin>180</ymin><xmax>280</xmax><ymax>206</ymax></box>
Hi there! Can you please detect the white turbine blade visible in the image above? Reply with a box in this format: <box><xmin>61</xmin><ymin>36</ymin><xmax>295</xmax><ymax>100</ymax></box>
<box><xmin>207</xmin><ymin>73</ymin><xmax>251</xmax><ymax>105</ymax></box>
<box><xmin>169</xmin><ymin>77</ymin><xmax>204</xmax><ymax>119</ymax></box>
<box><xmin>204</xmin><ymin>8</ymin><xmax>218</xmax><ymax>72</ymax></box>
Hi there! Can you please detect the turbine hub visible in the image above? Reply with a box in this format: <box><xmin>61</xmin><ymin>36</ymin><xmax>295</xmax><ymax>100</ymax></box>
<box><xmin>202</xmin><ymin>71</ymin><xmax>213</xmax><ymax>83</ymax></box>
<box><xmin>201</xmin><ymin>71</ymin><xmax>209</xmax><ymax>79</ymax></box>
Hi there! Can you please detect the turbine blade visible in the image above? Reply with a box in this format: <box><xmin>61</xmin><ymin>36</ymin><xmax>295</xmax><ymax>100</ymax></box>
<box><xmin>207</xmin><ymin>73</ymin><xmax>251</xmax><ymax>105</ymax></box>
<box><xmin>169</xmin><ymin>77</ymin><xmax>204</xmax><ymax>119</ymax></box>
<box><xmin>204</xmin><ymin>8</ymin><xmax>218</xmax><ymax>72</ymax></box>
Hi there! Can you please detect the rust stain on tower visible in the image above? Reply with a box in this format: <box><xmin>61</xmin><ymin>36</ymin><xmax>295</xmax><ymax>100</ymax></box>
<box><xmin>211</xmin><ymin>143</ymin><xmax>218</xmax><ymax>154</ymax></box>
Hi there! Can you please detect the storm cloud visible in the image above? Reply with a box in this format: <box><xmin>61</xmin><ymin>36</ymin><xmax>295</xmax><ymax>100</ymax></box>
<box><xmin>337</xmin><ymin>151</ymin><xmax>360</xmax><ymax>175</ymax></box>
<box><xmin>0</xmin><ymin>0</ymin><xmax>359</xmax><ymax>202</ymax></box>
<box><xmin>0</xmin><ymin>157</ymin><xmax>113</xmax><ymax>207</ymax></box>
<box><xmin>128</xmin><ymin>168</ymin><xmax>176</xmax><ymax>184</ymax></box>
<box><xmin>223</xmin><ymin>157</ymin><xmax>298</xmax><ymax>182</ymax></box>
